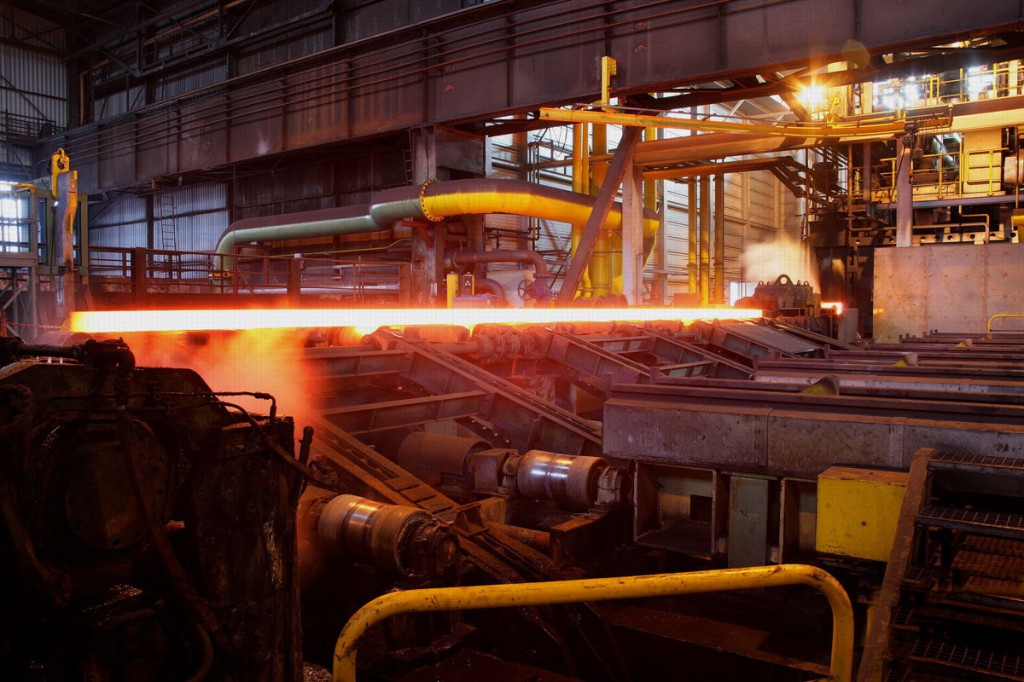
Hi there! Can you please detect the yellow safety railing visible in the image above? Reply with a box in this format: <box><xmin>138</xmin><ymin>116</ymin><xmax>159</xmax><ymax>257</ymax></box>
<box><xmin>988</xmin><ymin>313</ymin><xmax>1024</xmax><ymax>335</ymax></box>
<box><xmin>877</xmin><ymin>151</ymin><xmax>959</xmax><ymax>199</ymax></box>
<box><xmin>922</xmin><ymin>63</ymin><xmax>1018</xmax><ymax>105</ymax></box>
<box><xmin>333</xmin><ymin>564</ymin><xmax>854</xmax><ymax>682</ymax></box>
<box><xmin>877</xmin><ymin>146</ymin><xmax>1005</xmax><ymax>202</ymax></box>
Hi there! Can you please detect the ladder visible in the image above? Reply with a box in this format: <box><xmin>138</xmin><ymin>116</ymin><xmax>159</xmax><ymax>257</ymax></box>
<box><xmin>157</xmin><ymin>192</ymin><xmax>177</xmax><ymax>251</ymax></box>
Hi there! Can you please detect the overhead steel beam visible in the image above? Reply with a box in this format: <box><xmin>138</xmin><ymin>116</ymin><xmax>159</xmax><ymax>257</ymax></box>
<box><xmin>53</xmin><ymin>0</ymin><xmax>1024</xmax><ymax>191</ymax></box>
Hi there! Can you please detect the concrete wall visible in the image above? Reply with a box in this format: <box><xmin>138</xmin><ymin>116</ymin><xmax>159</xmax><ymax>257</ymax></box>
<box><xmin>873</xmin><ymin>243</ymin><xmax>1024</xmax><ymax>341</ymax></box>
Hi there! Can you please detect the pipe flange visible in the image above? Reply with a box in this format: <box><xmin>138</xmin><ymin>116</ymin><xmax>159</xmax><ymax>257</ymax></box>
<box><xmin>418</xmin><ymin>178</ymin><xmax>444</xmax><ymax>223</ymax></box>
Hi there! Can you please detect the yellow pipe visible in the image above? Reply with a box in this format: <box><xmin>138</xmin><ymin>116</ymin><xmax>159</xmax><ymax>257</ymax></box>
<box><xmin>987</xmin><ymin>313</ymin><xmax>1024</xmax><ymax>335</ymax></box>
<box><xmin>591</xmin><ymin>123</ymin><xmax>611</xmax><ymax>296</ymax></box>
<box><xmin>216</xmin><ymin>180</ymin><xmax>660</xmax><ymax>275</ymax></box>
<box><xmin>539</xmin><ymin>107</ymin><xmax>925</xmax><ymax>139</ymax></box>
<box><xmin>420</xmin><ymin>187</ymin><xmax>659</xmax><ymax>240</ymax></box>
<box><xmin>571</xmin><ymin>123</ymin><xmax>591</xmax><ymax>294</ymax></box>
<box><xmin>687</xmin><ymin>178</ymin><xmax>698</xmax><ymax>294</ymax></box>
<box><xmin>332</xmin><ymin>564</ymin><xmax>854</xmax><ymax>682</ymax></box>
<box><xmin>643</xmin><ymin>127</ymin><xmax>659</xmax><ymax>213</ymax></box>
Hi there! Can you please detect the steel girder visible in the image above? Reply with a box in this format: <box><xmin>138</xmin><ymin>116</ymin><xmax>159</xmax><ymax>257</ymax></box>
<box><xmin>56</xmin><ymin>0</ymin><xmax>1024</xmax><ymax>192</ymax></box>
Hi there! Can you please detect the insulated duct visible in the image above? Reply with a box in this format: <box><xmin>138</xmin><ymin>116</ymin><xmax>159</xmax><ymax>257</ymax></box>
<box><xmin>214</xmin><ymin>179</ymin><xmax>660</xmax><ymax>269</ymax></box>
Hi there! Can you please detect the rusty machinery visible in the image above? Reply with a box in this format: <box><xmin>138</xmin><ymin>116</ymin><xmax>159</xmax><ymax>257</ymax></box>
<box><xmin>295</xmin><ymin>317</ymin><xmax>1024</xmax><ymax>679</ymax></box>
<box><xmin>0</xmin><ymin>337</ymin><xmax>304</xmax><ymax>680</ymax></box>
<box><xmin>734</xmin><ymin>273</ymin><xmax>856</xmax><ymax>342</ymax></box>
<box><xmin>7</xmin><ymin>318</ymin><xmax>1024</xmax><ymax>681</ymax></box>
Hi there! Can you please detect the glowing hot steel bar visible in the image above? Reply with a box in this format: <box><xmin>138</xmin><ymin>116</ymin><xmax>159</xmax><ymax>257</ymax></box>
<box><xmin>71</xmin><ymin>307</ymin><xmax>761</xmax><ymax>334</ymax></box>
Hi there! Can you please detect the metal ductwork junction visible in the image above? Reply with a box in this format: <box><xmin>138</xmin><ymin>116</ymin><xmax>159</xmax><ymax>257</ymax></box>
<box><xmin>215</xmin><ymin>179</ymin><xmax>659</xmax><ymax>266</ymax></box>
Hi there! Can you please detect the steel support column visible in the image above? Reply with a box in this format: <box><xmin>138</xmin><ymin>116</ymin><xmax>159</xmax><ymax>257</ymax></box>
<box><xmin>621</xmin><ymin>154</ymin><xmax>645</xmax><ymax>305</ymax></box>
<box><xmin>699</xmin><ymin>175</ymin><xmax>711</xmax><ymax>305</ymax></box>
<box><xmin>896</xmin><ymin>132</ymin><xmax>914</xmax><ymax>247</ymax></box>
<box><xmin>557</xmin><ymin>126</ymin><xmax>641</xmax><ymax>305</ymax></box>
<box><xmin>714</xmin><ymin>173</ymin><xmax>726</xmax><ymax>303</ymax></box>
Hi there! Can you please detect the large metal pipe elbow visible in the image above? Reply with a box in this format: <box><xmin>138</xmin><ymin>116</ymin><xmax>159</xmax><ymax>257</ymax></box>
<box><xmin>212</xmin><ymin>179</ymin><xmax>660</xmax><ymax>275</ymax></box>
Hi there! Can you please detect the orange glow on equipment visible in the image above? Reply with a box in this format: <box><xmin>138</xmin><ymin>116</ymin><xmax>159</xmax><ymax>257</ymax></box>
<box><xmin>71</xmin><ymin>307</ymin><xmax>763</xmax><ymax>335</ymax></box>
<box><xmin>820</xmin><ymin>301</ymin><xmax>844</xmax><ymax>315</ymax></box>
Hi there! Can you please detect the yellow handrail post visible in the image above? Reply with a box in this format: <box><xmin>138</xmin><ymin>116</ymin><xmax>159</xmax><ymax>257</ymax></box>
<box><xmin>987</xmin><ymin>313</ymin><xmax>1024</xmax><ymax>335</ymax></box>
<box><xmin>332</xmin><ymin>564</ymin><xmax>855</xmax><ymax>682</ymax></box>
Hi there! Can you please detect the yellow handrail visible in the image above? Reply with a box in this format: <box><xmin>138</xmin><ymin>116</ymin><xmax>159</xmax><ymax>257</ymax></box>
<box><xmin>332</xmin><ymin>564</ymin><xmax>854</xmax><ymax>682</ymax></box>
<box><xmin>988</xmin><ymin>313</ymin><xmax>1024</xmax><ymax>335</ymax></box>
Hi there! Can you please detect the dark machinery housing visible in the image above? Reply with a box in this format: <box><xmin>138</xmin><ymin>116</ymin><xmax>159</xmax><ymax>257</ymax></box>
<box><xmin>0</xmin><ymin>339</ymin><xmax>303</xmax><ymax>680</ymax></box>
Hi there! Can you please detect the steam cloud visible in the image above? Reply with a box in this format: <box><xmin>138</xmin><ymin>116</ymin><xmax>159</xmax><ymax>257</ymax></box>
<box><xmin>740</xmin><ymin>234</ymin><xmax>818</xmax><ymax>289</ymax></box>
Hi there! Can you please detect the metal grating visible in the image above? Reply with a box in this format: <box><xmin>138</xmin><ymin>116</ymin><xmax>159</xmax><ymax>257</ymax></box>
<box><xmin>954</xmin><ymin>550</ymin><xmax>1024</xmax><ymax>581</ymax></box>
<box><xmin>963</xmin><ymin>576</ymin><xmax>1024</xmax><ymax>599</ymax></box>
<box><xmin>930</xmin><ymin>451</ymin><xmax>1024</xmax><ymax>476</ymax></box>
<box><xmin>963</xmin><ymin>536</ymin><xmax>1024</xmax><ymax>558</ymax></box>
<box><xmin>918</xmin><ymin>505</ymin><xmax>1024</xmax><ymax>539</ymax></box>
<box><xmin>909</xmin><ymin>638</ymin><xmax>1024</xmax><ymax>679</ymax></box>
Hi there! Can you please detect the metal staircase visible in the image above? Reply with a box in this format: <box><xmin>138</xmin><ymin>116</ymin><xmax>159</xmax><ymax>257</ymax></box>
<box><xmin>860</xmin><ymin>448</ymin><xmax>1024</xmax><ymax>682</ymax></box>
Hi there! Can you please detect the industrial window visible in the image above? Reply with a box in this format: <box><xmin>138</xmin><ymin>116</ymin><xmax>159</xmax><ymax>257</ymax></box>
<box><xmin>0</xmin><ymin>184</ymin><xmax>28</xmax><ymax>253</ymax></box>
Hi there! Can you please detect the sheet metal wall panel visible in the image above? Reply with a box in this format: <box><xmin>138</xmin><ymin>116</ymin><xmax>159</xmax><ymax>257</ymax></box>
<box><xmin>137</xmin><ymin>111</ymin><xmax>173</xmax><ymax>179</ymax></box>
<box><xmin>230</xmin><ymin>83</ymin><xmax>285</xmax><ymax>160</ymax></box>
<box><xmin>1</xmin><ymin>7</ymin><xmax>66</xmax><ymax>49</ymax></box>
<box><xmin>725</xmin><ymin>0</ymin><xmax>857</xmax><ymax>74</ymax></box>
<box><xmin>179</xmin><ymin>97</ymin><xmax>228</xmax><ymax>171</ymax></box>
<box><xmin>611</xmin><ymin>3</ymin><xmax>724</xmax><ymax>93</ymax></box>
<box><xmin>97</xmin><ymin>124</ymin><xmax>136</xmax><ymax>189</ymax></box>
<box><xmin>873</xmin><ymin>243</ymin><xmax>1024</xmax><ymax>342</ymax></box>
<box><xmin>93</xmin><ymin>86</ymin><xmax>146</xmax><ymax>121</ymax></box>
<box><xmin>603</xmin><ymin>399</ymin><xmax>769</xmax><ymax>469</ymax></box>
<box><xmin>347</xmin><ymin>59</ymin><xmax>425</xmax><ymax>137</ymax></box>
<box><xmin>155</xmin><ymin>62</ymin><xmax>228</xmax><ymax>101</ymax></box>
<box><xmin>172</xmin><ymin>183</ymin><xmax>227</xmax><ymax>214</ymax></box>
<box><xmin>285</xmin><ymin>61</ymin><xmax>350</xmax><ymax>149</ymax></box>
<box><xmin>341</xmin><ymin>1</ymin><xmax>463</xmax><ymax>44</ymax></box>
<box><xmin>0</xmin><ymin>44</ymin><xmax>67</xmax><ymax>125</ymax></box>
<box><xmin>429</xmin><ymin>17</ymin><xmax>515</xmax><ymax>122</ymax></box>
<box><xmin>506</xmin><ymin>1</ymin><xmax>605</xmax><ymax>112</ymax></box>
<box><xmin>89</xmin><ymin>223</ymin><xmax>147</xmax><ymax>248</ymax></box>
<box><xmin>234</xmin><ymin>18</ymin><xmax>331</xmax><ymax>75</ymax></box>
<box><xmin>858</xmin><ymin>0</ymin><xmax>1024</xmax><ymax>46</ymax></box>
<box><xmin>234</xmin><ymin>164</ymin><xmax>332</xmax><ymax>219</ymax></box>
<box><xmin>175</xmin><ymin>210</ymin><xmax>229</xmax><ymax>252</ymax></box>
<box><xmin>89</xmin><ymin>193</ymin><xmax>148</xmax><ymax>250</ymax></box>
<box><xmin>90</xmin><ymin>194</ymin><xmax>147</xmax><ymax>228</ymax></box>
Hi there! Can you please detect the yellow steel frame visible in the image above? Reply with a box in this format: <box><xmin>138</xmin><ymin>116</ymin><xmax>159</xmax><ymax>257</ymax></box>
<box><xmin>332</xmin><ymin>564</ymin><xmax>855</xmax><ymax>682</ymax></box>
<box><xmin>539</xmin><ymin>107</ymin><xmax>920</xmax><ymax>139</ymax></box>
